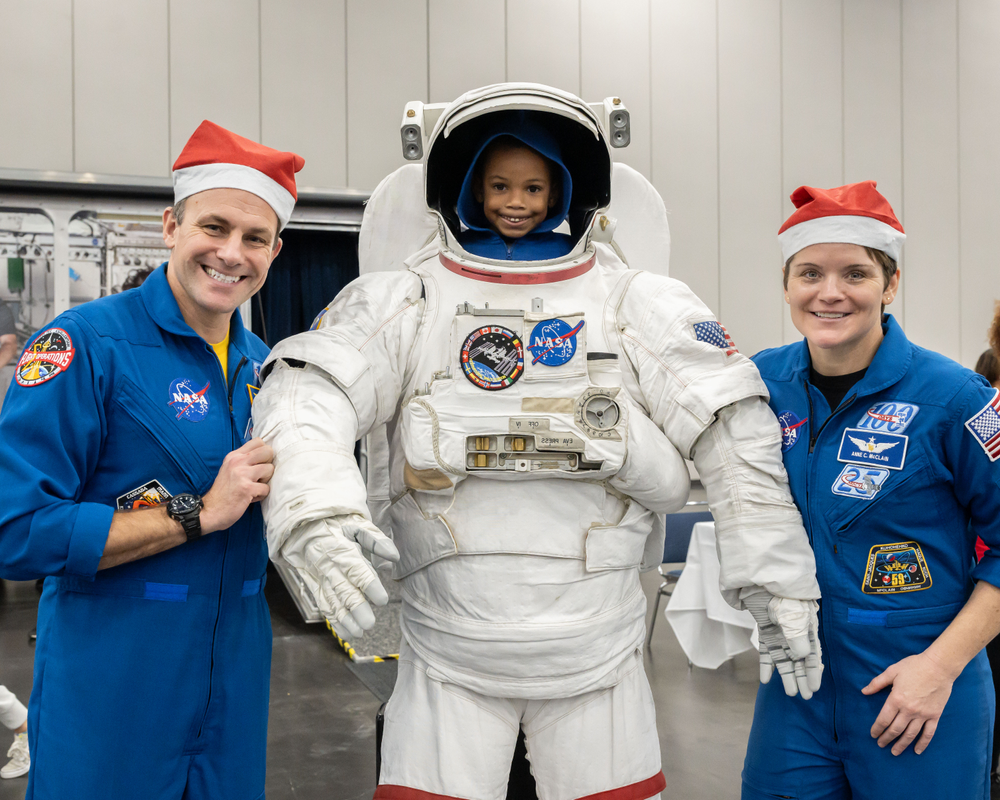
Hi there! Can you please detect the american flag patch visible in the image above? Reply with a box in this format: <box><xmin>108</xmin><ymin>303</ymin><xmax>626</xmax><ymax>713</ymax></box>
<box><xmin>692</xmin><ymin>321</ymin><xmax>738</xmax><ymax>356</ymax></box>
<box><xmin>965</xmin><ymin>388</ymin><xmax>1000</xmax><ymax>462</ymax></box>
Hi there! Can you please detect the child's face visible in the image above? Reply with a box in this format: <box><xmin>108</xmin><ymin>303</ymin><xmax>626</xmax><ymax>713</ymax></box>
<box><xmin>473</xmin><ymin>145</ymin><xmax>557</xmax><ymax>239</ymax></box>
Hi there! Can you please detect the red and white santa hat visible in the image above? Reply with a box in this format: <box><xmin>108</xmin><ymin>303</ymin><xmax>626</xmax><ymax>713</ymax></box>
<box><xmin>777</xmin><ymin>180</ymin><xmax>905</xmax><ymax>262</ymax></box>
<box><xmin>172</xmin><ymin>120</ymin><xmax>305</xmax><ymax>230</ymax></box>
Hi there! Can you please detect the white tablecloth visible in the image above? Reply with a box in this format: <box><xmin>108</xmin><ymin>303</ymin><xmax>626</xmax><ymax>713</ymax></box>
<box><xmin>665</xmin><ymin>521</ymin><xmax>759</xmax><ymax>669</ymax></box>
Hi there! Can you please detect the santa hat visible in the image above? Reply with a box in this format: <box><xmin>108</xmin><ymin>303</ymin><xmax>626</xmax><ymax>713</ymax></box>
<box><xmin>778</xmin><ymin>180</ymin><xmax>905</xmax><ymax>262</ymax></box>
<box><xmin>172</xmin><ymin>121</ymin><xmax>305</xmax><ymax>230</ymax></box>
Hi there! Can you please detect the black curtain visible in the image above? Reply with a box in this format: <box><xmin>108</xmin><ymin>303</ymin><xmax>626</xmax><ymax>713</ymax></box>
<box><xmin>252</xmin><ymin>228</ymin><xmax>359</xmax><ymax>347</ymax></box>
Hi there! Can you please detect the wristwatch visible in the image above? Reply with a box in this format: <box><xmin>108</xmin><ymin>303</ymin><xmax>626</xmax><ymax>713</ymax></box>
<box><xmin>167</xmin><ymin>493</ymin><xmax>203</xmax><ymax>541</ymax></box>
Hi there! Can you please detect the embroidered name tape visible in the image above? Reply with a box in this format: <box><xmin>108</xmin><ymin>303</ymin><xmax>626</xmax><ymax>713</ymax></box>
<box><xmin>855</xmin><ymin>401</ymin><xmax>919</xmax><ymax>434</ymax></box>
<box><xmin>837</xmin><ymin>428</ymin><xmax>908</xmax><ymax>470</ymax></box>
<box><xmin>831</xmin><ymin>465</ymin><xmax>890</xmax><ymax>500</ymax></box>
<box><xmin>965</xmin><ymin>388</ymin><xmax>1000</xmax><ymax>462</ymax></box>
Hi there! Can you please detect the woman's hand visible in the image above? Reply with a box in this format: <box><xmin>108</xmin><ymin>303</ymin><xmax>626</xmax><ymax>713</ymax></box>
<box><xmin>861</xmin><ymin>650</ymin><xmax>956</xmax><ymax>756</ymax></box>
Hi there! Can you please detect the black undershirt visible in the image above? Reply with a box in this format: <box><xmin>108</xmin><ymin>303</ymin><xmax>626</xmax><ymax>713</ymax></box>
<box><xmin>809</xmin><ymin>366</ymin><xmax>868</xmax><ymax>412</ymax></box>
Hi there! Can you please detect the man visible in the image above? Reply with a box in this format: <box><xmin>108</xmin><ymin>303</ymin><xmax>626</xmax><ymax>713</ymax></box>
<box><xmin>0</xmin><ymin>120</ymin><xmax>303</xmax><ymax>800</ymax></box>
<box><xmin>254</xmin><ymin>84</ymin><xmax>821</xmax><ymax>800</ymax></box>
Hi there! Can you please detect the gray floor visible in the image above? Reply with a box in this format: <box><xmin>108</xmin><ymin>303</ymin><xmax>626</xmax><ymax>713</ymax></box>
<box><xmin>0</xmin><ymin>567</ymin><xmax>758</xmax><ymax>800</ymax></box>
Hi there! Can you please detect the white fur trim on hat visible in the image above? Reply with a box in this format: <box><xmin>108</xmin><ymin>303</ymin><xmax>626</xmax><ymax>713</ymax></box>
<box><xmin>778</xmin><ymin>215</ymin><xmax>905</xmax><ymax>262</ymax></box>
<box><xmin>173</xmin><ymin>162</ymin><xmax>295</xmax><ymax>230</ymax></box>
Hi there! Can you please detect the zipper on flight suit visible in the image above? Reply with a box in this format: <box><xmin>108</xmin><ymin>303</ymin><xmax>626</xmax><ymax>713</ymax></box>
<box><xmin>197</xmin><ymin>353</ymin><xmax>248</xmax><ymax>739</ymax></box>
<box><xmin>803</xmin><ymin>381</ymin><xmax>858</xmax><ymax>744</ymax></box>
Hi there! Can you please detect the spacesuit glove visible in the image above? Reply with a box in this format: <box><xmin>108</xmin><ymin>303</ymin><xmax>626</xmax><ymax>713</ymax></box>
<box><xmin>287</xmin><ymin>515</ymin><xmax>400</xmax><ymax>641</ymax></box>
<box><xmin>741</xmin><ymin>587</ymin><xmax>823</xmax><ymax>700</ymax></box>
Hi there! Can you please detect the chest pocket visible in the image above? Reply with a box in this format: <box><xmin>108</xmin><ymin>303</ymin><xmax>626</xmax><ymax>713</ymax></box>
<box><xmin>823</xmin><ymin>448</ymin><xmax>932</xmax><ymax>534</ymax></box>
<box><xmin>112</xmin><ymin>374</ymin><xmax>216</xmax><ymax>490</ymax></box>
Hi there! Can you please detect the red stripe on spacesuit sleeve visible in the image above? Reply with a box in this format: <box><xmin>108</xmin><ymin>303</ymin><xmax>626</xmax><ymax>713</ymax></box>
<box><xmin>575</xmin><ymin>771</ymin><xmax>667</xmax><ymax>800</ymax></box>
<box><xmin>373</xmin><ymin>785</ymin><xmax>462</xmax><ymax>800</ymax></box>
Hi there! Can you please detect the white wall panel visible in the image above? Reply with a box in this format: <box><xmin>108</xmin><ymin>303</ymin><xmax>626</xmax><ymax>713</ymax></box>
<box><xmin>843</xmin><ymin>0</ymin><xmax>903</xmax><ymax>327</ymax></box>
<box><xmin>781</xmin><ymin>0</ymin><xmax>843</xmax><ymax>345</ymax></box>
<box><xmin>718</xmin><ymin>0</ymin><xmax>783</xmax><ymax>357</ymax></box>
<box><xmin>506</xmin><ymin>0</ymin><xmax>580</xmax><ymax>94</ymax></box>
<box><xmin>346</xmin><ymin>0</ymin><xmax>427</xmax><ymax>192</ymax></box>
<box><xmin>261</xmin><ymin>0</ymin><xmax>346</xmax><ymax>189</ymax></box>
<box><xmin>0</xmin><ymin>0</ymin><xmax>73</xmax><ymax>171</ymax></box>
<box><xmin>958</xmin><ymin>0</ymin><xmax>1000</xmax><ymax>367</ymax></box>
<box><xmin>74</xmin><ymin>0</ymin><xmax>169</xmax><ymax>177</ymax></box>
<box><xmin>902</xmin><ymin>1</ymin><xmax>960</xmax><ymax>361</ymax></box>
<box><xmin>581</xmin><ymin>0</ymin><xmax>651</xmax><ymax>178</ymax></box>
<box><xmin>169</xmin><ymin>0</ymin><xmax>261</xmax><ymax>163</ymax></box>
<box><xmin>650</xmin><ymin>0</ymin><xmax>718</xmax><ymax>310</ymax></box>
<box><xmin>429</xmin><ymin>0</ymin><xmax>505</xmax><ymax>103</ymax></box>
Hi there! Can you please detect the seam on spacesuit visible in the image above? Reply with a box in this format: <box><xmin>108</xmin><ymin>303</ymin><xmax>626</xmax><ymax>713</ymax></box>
<box><xmin>710</xmin><ymin>414</ymin><xmax>743</xmax><ymax>517</ymax></box>
<box><xmin>359</xmin><ymin>300</ymin><xmax>417</xmax><ymax>350</ymax></box>
<box><xmin>438</xmin><ymin>682</ymin><xmax>521</xmax><ymax>733</ymax></box>
<box><xmin>619</xmin><ymin>331</ymin><xmax>682</xmax><ymax>385</ymax></box>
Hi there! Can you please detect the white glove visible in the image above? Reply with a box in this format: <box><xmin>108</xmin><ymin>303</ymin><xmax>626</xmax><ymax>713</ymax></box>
<box><xmin>741</xmin><ymin>587</ymin><xmax>823</xmax><ymax>699</ymax></box>
<box><xmin>282</xmin><ymin>515</ymin><xmax>400</xmax><ymax>641</ymax></box>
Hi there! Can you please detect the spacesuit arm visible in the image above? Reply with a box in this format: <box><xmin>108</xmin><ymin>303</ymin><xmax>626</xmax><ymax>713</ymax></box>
<box><xmin>690</xmin><ymin>397</ymin><xmax>821</xmax><ymax>606</ymax></box>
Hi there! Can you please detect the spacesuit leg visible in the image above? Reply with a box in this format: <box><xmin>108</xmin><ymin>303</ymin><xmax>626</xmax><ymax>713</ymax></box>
<box><xmin>376</xmin><ymin>638</ymin><xmax>521</xmax><ymax>800</ymax></box>
<box><xmin>521</xmin><ymin>650</ymin><xmax>665</xmax><ymax>800</ymax></box>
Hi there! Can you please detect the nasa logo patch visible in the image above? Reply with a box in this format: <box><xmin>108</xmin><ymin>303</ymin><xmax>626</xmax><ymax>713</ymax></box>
<box><xmin>460</xmin><ymin>326</ymin><xmax>524</xmax><ymax>390</ymax></box>
<box><xmin>778</xmin><ymin>411</ymin><xmax>807</xmax><ymax>452</ymax></box>
<box><xmin>837</xmin><ymin>428</ymin><xmax>908</xmax><ymax>470</ymax></box>
<box><xmin>116</xmin><ymin>479</ymin><xmax>173</xmax><ymax>511</ymax></box>
<box><xmin>856</xmin><ymin>401</ymin><xmax>920</xmax><ymax>434</ymax></box>
<box><xmin>862</xmin><ymin>541</ymin><xmax>931</xmax><ymax>594</ymax></box>
<box><xmin>528</xmin><ymin>319</ymin><xmax>584</xmax><ymax>366</ymax></box>
<box><xmin>16</xmin><ymin>328</ymin><xmax>75</xmax><ymax>387</ymax></box>
<box><xmin>831</xmin><ymin>465</ymin><xmax>890</xmax><ymax>500</ymax></box>
<box><xmin>168</xmin><ymin>378</ymin><xmax>211</xmax><ymax>422</ymax></box>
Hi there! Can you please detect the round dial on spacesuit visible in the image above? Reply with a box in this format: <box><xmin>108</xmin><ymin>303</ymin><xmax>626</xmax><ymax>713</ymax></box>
<box><xmin>582</xmin><ymin>395</ymin><xmax>620</xmax><ymax>430</ymax></box>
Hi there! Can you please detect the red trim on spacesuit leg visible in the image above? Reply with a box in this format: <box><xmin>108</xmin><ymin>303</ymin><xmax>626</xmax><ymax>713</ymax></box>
<box><xmin>373</xmin><ymin>785</ymin><xmax>464</xmax><ymax>800</ymax></box>
<box><xmin>574</xmin><ymin>772</ymin><xmax>667</xmax><ymax>800</ymax></box>
<box><xmin>438</xmin><ymin>253</ymin><xmax>596</xmax><ymax>284</ymax></box>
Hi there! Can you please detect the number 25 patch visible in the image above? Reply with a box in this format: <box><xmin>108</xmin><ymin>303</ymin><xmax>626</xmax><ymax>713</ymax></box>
<box><xmin>862</xmin><ymin>541</ymin><xmax>931</xmax><ymax>594</ymax></box>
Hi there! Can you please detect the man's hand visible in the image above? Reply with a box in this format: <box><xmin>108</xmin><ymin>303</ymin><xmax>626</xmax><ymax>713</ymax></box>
<box><xmin>742</xmin><ymin>588</ymin><xmax>823</xmax><ymax>699</ymax></box>
<box><xmin>284</xmin><ymin>515</ymin><xmax>400</xmax><ymax>640</ymax></box>
<box><xmin>862</xmin><ymin>651</ymin><xmax>955</xmax><ymax>755</ymax></box>
<box><xmin>201</xmin><ymin>438</ymin><xmax>274</xmax><ymax>534</ymax></box>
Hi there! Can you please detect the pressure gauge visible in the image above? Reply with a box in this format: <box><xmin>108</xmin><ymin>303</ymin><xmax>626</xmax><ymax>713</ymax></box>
<box><xmin>575</xmin><ymin>388</ymin><xmax>623</xmax><ymax>440</ymax></box>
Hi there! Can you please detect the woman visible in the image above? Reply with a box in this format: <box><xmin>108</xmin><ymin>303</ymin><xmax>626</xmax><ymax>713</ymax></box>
<box><xmin>741</xmin><ymin>181</ymin><xmax>1000</xmax><ymax>800</ymax></box>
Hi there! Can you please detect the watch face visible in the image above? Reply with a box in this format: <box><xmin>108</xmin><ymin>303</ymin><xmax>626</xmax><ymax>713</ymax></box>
<box><xmin>170</xmin><ymin>494</ymin><xmax>201</xmax><ymax>515</ymax></box>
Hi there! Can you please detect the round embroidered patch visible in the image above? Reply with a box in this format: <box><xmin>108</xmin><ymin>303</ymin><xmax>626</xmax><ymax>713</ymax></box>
<box><xmin>168</xmin><ymin>377</ymin><xmax>211</xmax><ymax>422</ymax></box>
<box><xmin>527</xmin><ymin>318</ymin><xmax>584</xmax><ymax>366</ymax></box>
<box><xmin>778</xmin><ymin>410</ymin><xmax>807</xmax><ymax>452</ymax></box>
<box><xmin>460</xmin><ymin>326</ymin><xmax>524</xmax><ymax>390</ymax></box>
<box><xmin>16</xmin><ymin>328</ymin><xmax>75</xmax><ymax>387</ymax></box>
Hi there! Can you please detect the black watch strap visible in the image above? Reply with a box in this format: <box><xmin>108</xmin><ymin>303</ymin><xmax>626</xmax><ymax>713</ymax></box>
<box><xmin>167</xmin><ymin>493</ymin><xmax>203</xmax><ymax>541</ymax></box>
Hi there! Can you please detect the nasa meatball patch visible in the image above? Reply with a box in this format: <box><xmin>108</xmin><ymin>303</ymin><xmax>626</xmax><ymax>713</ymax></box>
<box><xmin>862</xmin><ymin>541</ymin><xmax>931</xmax><ymax>594</ymax></box>
<box><xmin>168</xmin><ymin>377</ymin><xmax>211</xmax><ymax>422</ymax></box>
<box><xmin>16</xmin><ymin>328</ymin><xmax>75</xmax><ymax>387</ymax></box>
<box><xmin>778</xmin><ymin>411</ymin><xmax>807</xmax><ymax>452</ymax></box>
<box><xmin>460</xmin><ymin>326</ymin><xmax>524</xmax><ymax>390</ymax></box>
<box><xmin>527</xmin><ymin>318</ymin><xmax>584</xmax><ymax>366</ymax></box>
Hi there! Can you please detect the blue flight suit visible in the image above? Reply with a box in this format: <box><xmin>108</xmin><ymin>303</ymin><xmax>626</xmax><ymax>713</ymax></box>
<box><xmin>742</xmin><ymin>314</ymin><xmax>999</xmax><ymax>800</ymax></box>
<box><xmin>0</xmin><ymin>265</ymin><xmax>271</xmax><ymax>800</ymax></box>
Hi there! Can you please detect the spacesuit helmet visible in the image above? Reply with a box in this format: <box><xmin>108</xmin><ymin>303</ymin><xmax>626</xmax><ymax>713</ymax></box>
<box><xmin>404</xmin><ymin>84</ymin><xmax>623</xmax><ymax>259</ymax></box>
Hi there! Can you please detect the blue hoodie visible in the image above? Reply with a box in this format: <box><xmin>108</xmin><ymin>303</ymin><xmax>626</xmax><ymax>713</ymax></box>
<box><xmin>456</xmin><ymin>114</ymin><xmax>575</xmax><ymax>261</ymax></box>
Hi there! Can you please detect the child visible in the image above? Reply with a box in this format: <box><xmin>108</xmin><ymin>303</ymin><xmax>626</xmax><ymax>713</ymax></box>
<box><xmin>456</xmin><ymin>119</ymin><xmax>575</xmax><ymax>261</ymax></box>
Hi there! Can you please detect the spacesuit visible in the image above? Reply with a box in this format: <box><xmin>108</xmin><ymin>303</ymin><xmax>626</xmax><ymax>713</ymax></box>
<box><xmin>253</xmin><ymin>84</ymin><xmax>822</xmax><ymax>800</ymax></box>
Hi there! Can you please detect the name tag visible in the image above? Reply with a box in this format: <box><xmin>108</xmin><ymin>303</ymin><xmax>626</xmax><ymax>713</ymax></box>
<box><xmin>837</xmin><ymin>428</ymin><xmax>908</xmax><ymax>470</ymax></box>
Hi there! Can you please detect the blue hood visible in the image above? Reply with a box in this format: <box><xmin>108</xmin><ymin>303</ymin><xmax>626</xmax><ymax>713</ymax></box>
<box><xmin>456</xmin><ymin>113</ymin><xmax>573</xmax><ymax>235</ymax></box>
